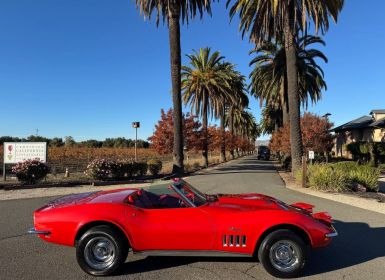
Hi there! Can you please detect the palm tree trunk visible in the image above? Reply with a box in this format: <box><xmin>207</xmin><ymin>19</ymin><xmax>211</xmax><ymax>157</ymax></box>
<box><xmin>281</xmin><ymin>76</ymin><xmax>290</xmax><ymax>125</ymax></box>
<box><xmin>202</xmin><ymin>101</ymin><xmax>209</xmax><ymax>168</ymax></box>
<box><xmin>274</xmin><ymin>121</ymin><xmax>279</xmax><ymax>132</ymax></box>
<box><xmin>220</xmin><ymin>107</ymin><xmax>226</xmax><ymax>162</ymax></box>
<box><xmin>229</xmin><ymin>115</ymin><xmax>235</xmax><ymax>160</ymax></box>
<box><xmin>282</xmin><ymin>103</ymin><xmax>289</xmax><ymax>126</ymax></box>
<box><xmin>168</xmin><ymin>7</ymin><xmax>184</xmax><ymax>174</ymax></box>
<box><xmin>284</xmin><ymin>13</ymin><xmax>303</xmax><ymax>174</ymax></box>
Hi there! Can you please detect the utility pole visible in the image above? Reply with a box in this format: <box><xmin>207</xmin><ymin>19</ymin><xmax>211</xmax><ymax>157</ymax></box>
<box><xmin>132</xmin><ymin>122</ymin><xmax>140</xmax><ymax>161</ymax></box>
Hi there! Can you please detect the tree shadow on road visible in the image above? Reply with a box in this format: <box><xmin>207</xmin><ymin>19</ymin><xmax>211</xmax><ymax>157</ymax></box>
<box><xmin>189</xmin><ymin>159</ymin><xmax>278</xmax><ymax>176</ymax></box>
<box><xmin>120</xmin><ymin>220</ymin><xmax>385</xmax><ymax>277</ymax></box>
<box><xmin>304</xmin><ymin>220</ymin><xmax>385</xmax><ymax>276</ymax></box>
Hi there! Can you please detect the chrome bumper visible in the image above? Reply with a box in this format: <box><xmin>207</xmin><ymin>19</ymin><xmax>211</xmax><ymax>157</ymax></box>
<box><xmin>28</xmin><ymin>227</ymin><xmax>51</xmax><ymax>235</ymax></box>
<box><xmin>325</xmin><ymin>226</ymin><xmax>338</xmax><ymax>238</ymax></box>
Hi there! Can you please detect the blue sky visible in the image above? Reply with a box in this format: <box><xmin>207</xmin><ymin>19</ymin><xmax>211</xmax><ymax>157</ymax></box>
<box><xmin>0</xmin><ymin>0</ymin><xmax>384</xmax><ymax>141</ymax></box>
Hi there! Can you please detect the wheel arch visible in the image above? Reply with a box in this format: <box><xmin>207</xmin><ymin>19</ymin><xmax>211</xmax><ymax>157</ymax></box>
<box><xmin>254</xmin><ymin>224</ymin><xmax>312</xmax><ymax>256</ymax></box>
<box><xmin>74</xmin><ymin>220</ymin><xmax>131</xmax><ymax>248</ymax></box>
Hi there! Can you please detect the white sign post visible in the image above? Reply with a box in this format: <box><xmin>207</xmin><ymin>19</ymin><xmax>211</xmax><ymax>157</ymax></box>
<box><xmin>308</xmin><ymin>151</ymin><xmax>315</xmax><ymax>160</ymax></box>
<box><xmin>3</xmin><ymin>142</ymin><xmax>47</xmax><ymax>181</ymax></box>
<box><xmin>308</xmin><ymin>150</ymin><xmax>315</xmax><ymax>164</ymax></box>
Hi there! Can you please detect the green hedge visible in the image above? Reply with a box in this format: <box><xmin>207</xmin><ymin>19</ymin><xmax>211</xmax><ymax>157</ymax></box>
<box><xmin>132</xmin><ymin>162</ymin><xmax>148</xmax><ymax>176</ymax></box>
<box><xmin>85</xmin><ymin>159</ymin><xmax>153</xmax><ymax>180</ymax></box>
<box><xmin>379</xmin><ymin>164</ymin><xmax>385</xmax><ymax>172</ymax></box>
<box><xmin>112</xmin><ymin>161</ymin><xmax>133</xmax><ymax>178</ymax></box>
<box><xmin>346</xmin><ymin>142</ymin><xmax>385</xmax><ymax>164</ymax></box>
<box><xmin>308</xmin><ymin>164</ymin><xmax>352</xmax><ymax>192</ymax></box>
<box><xmin>297</xmin><ymin>161</ymin><xmax>380</xmax><ymax>192</ymax></box>
<box><xmin>12</xmin><ymin>159</ymin><xmax>50</xmax><ymax>184</ymax></box>
<box><xmin>147</xmin><ymin>159</ymin><xmax>162</xmax><ymax>176</ymax></box>
<box><xmin>84</xmin><ymin>159</ymin><xmax>115</xmax><ymax>180</ymax></box>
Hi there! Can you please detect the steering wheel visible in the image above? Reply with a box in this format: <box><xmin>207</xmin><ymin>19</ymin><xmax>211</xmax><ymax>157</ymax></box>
<box><xmin>178</xmin><ymin>199</ymin><xmax>187</xmax><ymax>207</ymax></box>
<box><xmin>186</xmin><ymin>193</ymin><xmax>195</xmax><ymax>203</ymax></box>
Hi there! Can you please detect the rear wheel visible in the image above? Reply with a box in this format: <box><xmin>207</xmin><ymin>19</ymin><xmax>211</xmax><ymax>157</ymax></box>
<box><xmin>76</xmin><ymin>225</ymin><xmax>128</xmax><ymax>276</ymax></box>
<box><xmin>257</xmin><ymin>229</ymin><xmax>308</xmax><ymax>278</ymax></box>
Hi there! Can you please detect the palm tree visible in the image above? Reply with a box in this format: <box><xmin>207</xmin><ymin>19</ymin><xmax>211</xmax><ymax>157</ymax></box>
<box><xmin>250</xmin><ymin>35</ymin><xmax>328</xmax><ymax>128</ymax></box>
<box><xmin>249</xmin><ymin>41</ymin><xmax>289</xmax><ymax>124</ymax></box>
<box><xmin>225</xmin><ymin>89</ymin><xmax>249</xmax><ymax>159</ymax></box>
<box><xmin>225</xmin><ymin>96</ymin><xmax>249</xmax><ymax>159</ymax></box>
<box><xmin>134</xmin><ymin>0</ymin><xmax>213</xmax><ymax>174</ymax></box>
<box><xmin>230</xmin><ymin>108</ymin><xmax>255</xmax><ymax>138</ymax></box>
<box><xmin>182</xmin><ymin>48</ymin><xmax>234</xmax><ymax>167</ymax></box>
<box><xmin>228</xmin><ymin>0</ymin><xmax>344</xmax><ymax>172</ymax></box>
<box><xmin>244</xmin><ymin>112</ymin><xmax>260</xmax><ymax>153</ymax></box>
<box><xmin>228</xmin><ymin>108</ymin><xmax>259</xmax><ymax>156</ymax></box>
<box><xmin>218</xmin><ymin>65</ymin><xmax>248</xmax><ymax>162</ymax></box>
<box><xmin>260</xmin><ymin>101</ymin><xmax>283</xmax><ymax>134</ymax></box>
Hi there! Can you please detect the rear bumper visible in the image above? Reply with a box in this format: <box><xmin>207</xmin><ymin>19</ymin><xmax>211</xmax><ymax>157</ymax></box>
<box><xmin>27</xmin><ymin>227</ymin><xmax>51</xmax><ymax>235</ymax></box>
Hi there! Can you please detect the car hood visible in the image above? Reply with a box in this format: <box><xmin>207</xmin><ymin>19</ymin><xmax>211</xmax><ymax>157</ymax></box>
<box><xmin>209</xmin><ymin>193</ymin><xmax>287</xmax><ymax>211</ymax></box>
<box><xmin>210</xmin><ymin>193</ymin><xmax>333</xmax><ymax>225</ymax></box>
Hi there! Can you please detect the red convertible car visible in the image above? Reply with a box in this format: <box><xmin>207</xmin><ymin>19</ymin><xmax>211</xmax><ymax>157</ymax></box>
<box><xmin>29</xmin><ymin>179</ymin><xmax>337</xmax><ymax>278</ymax></box>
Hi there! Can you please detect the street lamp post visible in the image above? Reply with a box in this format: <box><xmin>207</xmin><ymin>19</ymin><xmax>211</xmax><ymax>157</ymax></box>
<box><xmin>132</xmin><ymin>122</ymin><xmax>140</xmax><ymax>161</ymax></box>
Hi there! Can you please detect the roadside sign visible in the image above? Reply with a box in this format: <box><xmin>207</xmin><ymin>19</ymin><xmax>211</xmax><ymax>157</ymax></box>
<box><xmin>308</xmin><ymin>150</ymin><xmax>315</xmax><ymax>160</ymax></box>
<box><xmin>3</xmin><ymin>142</ymin><xmax>48</xmax><ymax>181</ymax></box>
<box><xmin>4</xmin><ymin>142</ymin><xmax>47</xmax><ymax>163</ymax></box>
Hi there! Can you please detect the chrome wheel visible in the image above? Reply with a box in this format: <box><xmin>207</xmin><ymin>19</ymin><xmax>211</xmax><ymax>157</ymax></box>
<box><xmin>84</xmin><ymin>237</ymin><xmax>116</xmax><ymax>270</ymax></box>
<box><xmin>269</xmin><ymin>240</ymin><xmax>300</xmax><ymax>272</ymax></box>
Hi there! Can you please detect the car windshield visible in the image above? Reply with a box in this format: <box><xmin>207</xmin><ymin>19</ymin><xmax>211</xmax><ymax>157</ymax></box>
<box><xmin>173</xmin><ymin>180</ymin><xmax>208</xmax><ymax>207</ymax></box>
<box><xmin>126</xmin><ymin>180</ymin><xmax>209</xmax><ymax>209</ymax></box>
<box><xmin>259</xmin><ymin>146</ymin><xmax>269</xmax><ymax>152</ymax></box>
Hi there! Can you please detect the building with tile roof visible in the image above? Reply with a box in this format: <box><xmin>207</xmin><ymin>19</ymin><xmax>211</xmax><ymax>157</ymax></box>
<box><xmin>331</xmin><ymin>110</ymin><xmax>385</xmax><ymax>157</ymax></box>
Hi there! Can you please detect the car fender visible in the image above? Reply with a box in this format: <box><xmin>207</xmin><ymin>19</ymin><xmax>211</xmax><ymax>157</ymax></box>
<box><xmin>72</xmin><ymin>203</ymin><xmax>134</xmax><ymax>246</ymax></box>
<box><xmin>74</xmin><ymin>218</ymin><xmax>133</xmax><ymax>248</ymax></box>
<box><xmin>251</xmin><ymin>211</ymin><xmax>316</xmax><ymax>249</ymax></box>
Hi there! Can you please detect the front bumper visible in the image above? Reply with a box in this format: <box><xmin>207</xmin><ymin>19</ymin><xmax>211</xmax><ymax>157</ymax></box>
<box><xmin>27</xmin><ymin>227</ymin><xmax>51</xmax><ymax>235</ymax></box>
<box><xmin>325</xmin><ymin>226</ymin><xmax>338</xmax><ymax>238</ymax></box>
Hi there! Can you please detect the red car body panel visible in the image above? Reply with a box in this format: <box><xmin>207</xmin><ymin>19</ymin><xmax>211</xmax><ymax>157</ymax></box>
<box><xmin>33</xmin><ymin>185</ymin><xmax>336</xmax><ymax>255</ymax></box>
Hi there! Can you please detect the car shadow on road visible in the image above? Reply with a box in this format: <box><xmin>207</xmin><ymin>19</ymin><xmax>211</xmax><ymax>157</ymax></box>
<box><xmin>120</xmin><ymin>220</ymin><xmax>385</xmax><ymax>277</ymax></box>
<box><xmin>304</xmin><ymin>220</ymin><xmax>385</xmax><ymax>276</ymax></box>
<box><xmin>120</xmin><ymin>256</ymin><xmax>192</xmax><ymax>274</ymax></box>
<box><xmin>120</xmin><ymin>255</ymin><xmax>250</xmax><ymax>275</ymax></box>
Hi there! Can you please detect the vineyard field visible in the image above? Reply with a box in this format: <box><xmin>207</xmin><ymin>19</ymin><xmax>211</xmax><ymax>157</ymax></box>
<box><xmin>0</xmin><ymin>146</ymin><xmax>222</xmax><ymax>175</ymax></box>
<box><xmin>1</xmin><ymin>146</ymin><xmax>170</xmax><ymax>174</ymax></box>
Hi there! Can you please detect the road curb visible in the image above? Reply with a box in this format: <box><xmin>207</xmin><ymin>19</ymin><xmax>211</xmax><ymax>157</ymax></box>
<box><xmin>277</xmin><ymin>170</ymin><xmax>385</xmax><ymax>215</ymax></box>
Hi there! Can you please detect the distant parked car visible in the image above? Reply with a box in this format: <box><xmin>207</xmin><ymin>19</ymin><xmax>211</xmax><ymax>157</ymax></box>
<box><xmin>28</xmin><ymin>179</ymin><xmax>337</xmax><ymax>278</ymax></box>
<box><xmin>257</xmin><ymin>145</ymin><xmax>270</xmax><ymax>160</ymax></box>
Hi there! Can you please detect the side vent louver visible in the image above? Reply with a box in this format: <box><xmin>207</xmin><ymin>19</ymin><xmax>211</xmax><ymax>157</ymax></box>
<box><xmin>223</xmin><ymin>234</ymin><xmax>247</xmax><ymax>247</ymax></box>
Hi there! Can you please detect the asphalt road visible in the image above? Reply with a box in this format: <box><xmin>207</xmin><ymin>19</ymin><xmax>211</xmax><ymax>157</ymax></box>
<box><xmin>1</xmin><ymin>156</ymin><xmax>385</xmax><ymax>280</ymax></box>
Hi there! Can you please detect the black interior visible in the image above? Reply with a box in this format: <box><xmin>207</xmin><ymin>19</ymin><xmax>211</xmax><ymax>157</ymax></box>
<box><xmin>132</xmin><ymin>189</ymin><xmax>184</xmax><ymax>209</ymax></box>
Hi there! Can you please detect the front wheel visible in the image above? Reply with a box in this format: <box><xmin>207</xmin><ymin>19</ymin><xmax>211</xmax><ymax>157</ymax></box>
<box><xmin>76</xmin><ymin>225</ymin><xmax>128</xmax><ymax>276</ymax></box>
<box><xmin>258</xmin><ymin>229</ymin><xmax>308</xmax><ymax>278</ymax></box>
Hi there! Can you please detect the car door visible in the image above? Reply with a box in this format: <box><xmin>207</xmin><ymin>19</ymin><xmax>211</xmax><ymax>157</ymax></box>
<box><xmin>125</xmin><ymin>205</ymin><xmax>215</xmax><ymax>251</ymax></box>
